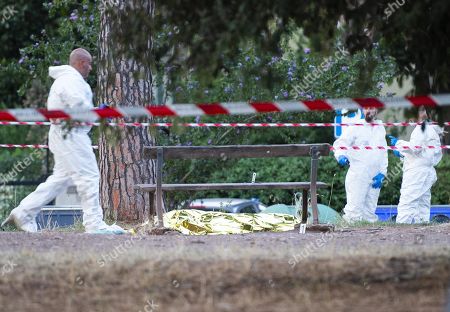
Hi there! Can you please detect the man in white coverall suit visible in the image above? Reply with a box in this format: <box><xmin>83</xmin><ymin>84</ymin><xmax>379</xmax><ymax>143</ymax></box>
<box><xmin>2</xmin><ymin>48</ymin><xmax>125</xmax><ymax>234</ymax></box>
<box><xmin>389</xmin><ymin>107</ymin><xmax>443</xmax><ymax>223</ymax></box>
<box><xmin>333</xmin><ymin>107</ymin><xmax>388</xmax><ymax>222</ymax></box>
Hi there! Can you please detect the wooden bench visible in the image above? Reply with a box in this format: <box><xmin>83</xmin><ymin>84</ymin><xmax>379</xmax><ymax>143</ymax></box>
<box><xmin>135</xmin><ymin>144</ymin><xmax>330</xmax><ymax>228</ymax></box>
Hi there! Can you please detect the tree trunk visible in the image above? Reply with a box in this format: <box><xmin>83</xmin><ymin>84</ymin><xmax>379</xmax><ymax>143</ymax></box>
<box><xmin>97</xmin><ymin>0</ymin><xmax>156</xmax><ymax>221</ymax></box>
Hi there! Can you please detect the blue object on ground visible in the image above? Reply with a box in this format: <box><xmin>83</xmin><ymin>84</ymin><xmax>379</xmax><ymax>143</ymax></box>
<box><xmin>36</xmin><ymin>206</ymin><xmax>82</xmax><ymax>230</ymax></box>
<box><xmin>375</xmin><ymin>205</ymin><xmax>450</xmax><ymax>223</ymax></box>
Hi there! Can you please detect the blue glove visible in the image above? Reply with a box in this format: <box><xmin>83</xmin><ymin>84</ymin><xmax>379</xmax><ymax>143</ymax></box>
<box><xmin>388</xmin><ymin>136</ymin><xmax>403</xmax><ymax>158</ymax></box>
<box><xmin>388</xmin><ymin>135</ymin><xmax>398</xmax><ymax>146</ymax></box>
<box><xmin>372</xmin><ymin>173</ymin><xmax>385</xmax><ymax>189</ymax></box>
<box><xmin>338</xmin><ymin>155</ymin><xmax>350</xmax><ymax>167</ymax></box>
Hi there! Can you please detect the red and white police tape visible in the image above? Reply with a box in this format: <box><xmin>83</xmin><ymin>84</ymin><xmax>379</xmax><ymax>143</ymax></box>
<box><xmin>1</xmin><ymin>144</ymin><xmax>449</xmax><ymax>151</ymax></box>
<box><xmin>330</xmin><ymin>145</ymin><xmax>450</xmax><ymax>151</ymax></box>
<box><xmin>0</xmin><ymin>121</ymin><xmax>449</xmax><ymax>128</ymax></box>
<box><xmin>0</xmin><ymin>144</ymin><xmax>99</xmax><ymax>149</ymax></box>
<box><xmin>2</xmin><ymin>94</ymin><xmax>450</xmax><ymax>121</ymax></box>
<box><xmin>0</xmin><ymin>144</ymin><xmax>50</xmax><ymax>149</ymax></box>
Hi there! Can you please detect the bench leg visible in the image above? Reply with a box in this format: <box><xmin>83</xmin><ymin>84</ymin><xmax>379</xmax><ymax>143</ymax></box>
<box><xmin>149</xmin><ymin>192</ymin><xmax>155</xmax><ymax>222</ymax></box>
<box><xmin>310</xmin><ymin>147</ymin><xmax>320</xmax><ymax>224</ymax></box>
<box><xmin>302</xmin><ymin>189</ymin><xmax>308</xmax><ymax>224</ymax></box>
<box><xmin>155</xmin><ymin>148</ymin><xmax>164</xmax><ymax>228</ymax></box>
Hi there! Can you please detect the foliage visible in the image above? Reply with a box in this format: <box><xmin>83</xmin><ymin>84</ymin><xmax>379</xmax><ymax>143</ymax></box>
<box><xmin>163</xmin><ymin>156</ymin><xmax>346</xmax><ymax>211</ymax></box>
<box><xmin>0</xmin><ymin>0</ymin><xmax>56</xmax><ymax>59</ymax></box>
<box><xmin>155</xmin><ymin>38</ymin><xmax>396</xmax><ymax>151</ymax></box>
<box><xmin>15</xmin><ymin>0</ymin><xmax>99</xmax><ymax>101</ymax></box>
<box><xmin>168</xmin><ymin>42</ymin><xmax>395</xmax><ymax>103</ymax></box>
<box><xmin>164</xmin><ymin>152</ymin><xmax>450</xmax><ymax>211</ymax></box>
<box><xmin>1</xmin><ymin>0</ymin><xmax>448</xmax><ymax>214</ymax></box>
<box><xmin>155</xmin><ymin>39</ymin><xmax>397</xmax><ymax>209</ymax></box>
<box><xmin>0</xmin><ymin>60</ymin><xmax>27</xmax><ymax>107</ymax></box>
<box><xmin>110</xmin><ymin>0</ymin><xmax>450</xmax><ymax>94</ymax></box>
<box><xmin>431</xmin><ymin>156</ymin><xmax>450</xmax><ymax>204</ymax></box>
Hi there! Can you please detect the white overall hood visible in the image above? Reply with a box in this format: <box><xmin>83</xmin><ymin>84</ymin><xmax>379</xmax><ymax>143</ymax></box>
<box><xmin>49</xmin><ymin>65</ymin><xmax>82</xmax><ymax>80</ymax></box>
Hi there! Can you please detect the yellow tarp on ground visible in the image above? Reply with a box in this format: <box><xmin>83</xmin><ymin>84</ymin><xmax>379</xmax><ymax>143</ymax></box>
<box><xmin>163</xmin><ymin>209</ymin><xmax>300</xmax><ymax>235</ymax></box>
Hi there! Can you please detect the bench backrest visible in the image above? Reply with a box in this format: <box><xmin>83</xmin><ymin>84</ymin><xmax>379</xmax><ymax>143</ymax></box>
<box><xmin>144</xmin><ymin>144</ymin><xmax>330</xmax><ymax>160</ymax></box>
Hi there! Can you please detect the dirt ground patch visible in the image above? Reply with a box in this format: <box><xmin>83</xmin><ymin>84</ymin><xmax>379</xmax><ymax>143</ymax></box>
<box><xmin>0</xmin><ymin>223</ymin><xmax>449</xmax><ymax>312</ymax></box>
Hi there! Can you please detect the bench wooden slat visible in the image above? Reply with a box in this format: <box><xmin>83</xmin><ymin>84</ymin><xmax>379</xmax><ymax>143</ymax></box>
<box><xmin>143</xmin><ymin>144</ymin><xmax>330</xmax><ymax>159</ymax></box>
<box><xmin>135</xmin><ymin>182</ymin><xmax>328</xmax><ymax>192</ymax></box>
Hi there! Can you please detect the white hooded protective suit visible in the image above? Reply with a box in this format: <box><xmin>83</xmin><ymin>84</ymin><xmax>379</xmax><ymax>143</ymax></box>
<box><xmin>395</xmin><ymin>124</ymin><xmax>443</xmax><ymax>223</ymax></box>
<box><xmin>333</xmin><ymin>120</ymin><xmax>388</xmax><ymax>222</ymax></box>
<box><xmin>9</xmin><ymin>65</ymin><xmax>116</xmax><ymax>232</ymax></box>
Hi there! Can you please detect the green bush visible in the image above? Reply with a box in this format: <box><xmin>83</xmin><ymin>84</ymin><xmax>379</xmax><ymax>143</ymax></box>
<box><xmin>432</xmin><ymin>155</ymin><xmax>450</xmax><ymax>204</ymax></box>
<box><xmin>164</xmin><ymin>153</ymin><xmax>450</xmax><ymax>211</ymax></box>
<box><xmin>163</xmin><ymin>155</ymin><xmax>343</xmax><ymax>210</ymax></box>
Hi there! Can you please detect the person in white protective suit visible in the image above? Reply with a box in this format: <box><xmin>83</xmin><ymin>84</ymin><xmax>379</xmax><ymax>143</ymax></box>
<box><xmin>333</xmin><ymin>107</ymin><xmax>388</xmax><ymax>222</ymax></box>
<box><xmin>389</xmin><ymin>107</ymin><xmax>443</xmax><ymax>224</ymax></box>
<box><xmin>1</xmin><ymin>48</ymin><xmax>126</xmax><ymax>234</ymax></box>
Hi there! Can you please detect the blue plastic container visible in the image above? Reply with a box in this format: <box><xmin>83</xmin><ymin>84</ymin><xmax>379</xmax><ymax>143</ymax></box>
<box><xmin>375</xmin><ymin>205</ymin><xmax>398</xmax><ymax>222</ymax></box>
<box><xmin>375</xmin><ymin>205</ymin><xmax>450</xmax><ymax>222</ymax></box>
<box><xmin>36</xmin><ymin>206</ymin><xmax>83</xmax><ymax>230</ymax></box>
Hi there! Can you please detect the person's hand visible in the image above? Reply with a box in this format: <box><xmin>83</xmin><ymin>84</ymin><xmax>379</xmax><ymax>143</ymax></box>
<box><xmin>388</xmin><ymin>135</ymin><xmax>398</xmax><ymax>146</ymax></box>
<box><xmin>371</xmin><ymin>173</ymin><xmax>385</xmax><ymax>189</ymax></box>
<box><xmin>388</xmin><ymin>136</ymin><xmax>404</xmax><ymax>158</ymax></box>
<box><xmin>337</xmin><ymin>155</ymin><xmax>350</xmax><ymax>167</ymax></box>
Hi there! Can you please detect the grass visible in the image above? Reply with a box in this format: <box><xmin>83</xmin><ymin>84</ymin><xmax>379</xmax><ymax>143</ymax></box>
<box><xmin>1</xmin><ymin>212</ymin><xmax>444</xmax><ymax>234</ymax></box>
<box><xmin>50</xmin><ymin>217</ymin><xmax>85</xmax><ymax>232</ymax></box>
<box><xmin>0</xmin><ymin>224</ymin><xmax>449</xmax><ymax>312</ymax></box>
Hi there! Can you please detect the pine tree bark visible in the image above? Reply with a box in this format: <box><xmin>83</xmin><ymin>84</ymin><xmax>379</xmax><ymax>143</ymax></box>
<box><xmin>97</xmin><ymin>0</ymin><xmax>156</xmax><ymax>221</ymax></box>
